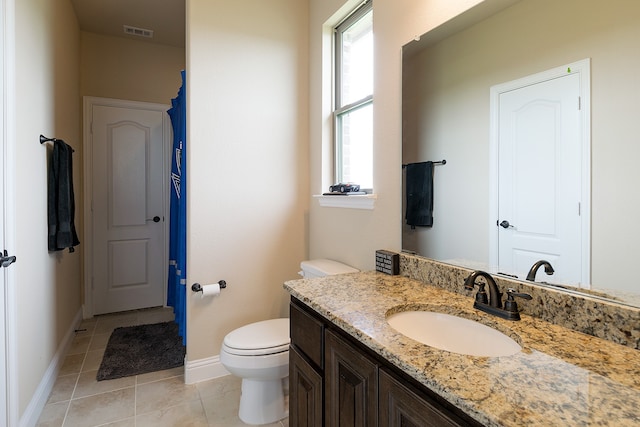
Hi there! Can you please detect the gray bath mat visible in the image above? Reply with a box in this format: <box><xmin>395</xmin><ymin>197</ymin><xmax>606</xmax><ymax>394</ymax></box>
<box><xmin>96</xmin><ymin>321</ymin><xmax>185</xmax><ymax>381</ymax></box>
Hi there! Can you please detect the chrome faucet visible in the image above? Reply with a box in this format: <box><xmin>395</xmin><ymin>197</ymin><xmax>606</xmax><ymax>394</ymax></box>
<box><xmin>526</xmin><ymin>260</ymin><xmax>554</xmax><ymax>282</ymax></box>
<box><xmin>464</xmin><ymin>270</ymin><xmax>532</xmax><ymax>321</ymax></box>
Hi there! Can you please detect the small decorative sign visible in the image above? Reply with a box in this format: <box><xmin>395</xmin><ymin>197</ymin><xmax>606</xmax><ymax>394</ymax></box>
<box><xmin>376</xmin><ymin>250</ymin><xmax>399</xmax><ymax>275</ymax></box>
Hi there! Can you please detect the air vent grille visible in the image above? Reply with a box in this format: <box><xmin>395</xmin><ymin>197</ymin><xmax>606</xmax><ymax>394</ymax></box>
<box><xmin>123</xmin><ymin>25</ymin><xmax>154</xmax><ymax>39</ymax></box>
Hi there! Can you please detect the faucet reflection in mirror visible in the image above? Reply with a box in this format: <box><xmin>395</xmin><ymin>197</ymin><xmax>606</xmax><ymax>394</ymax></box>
<box><xmin>526</xmin><ymin>260</ymin><xmax>554</xmax><ymax>282</ymax></box>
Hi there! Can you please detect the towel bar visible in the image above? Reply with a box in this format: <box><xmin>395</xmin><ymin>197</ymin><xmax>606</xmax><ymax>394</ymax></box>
<box><xmin>402</xmin><ymin>159</ymin><xmax>446</xmax><ymax>168</ymax></box>
<box><xmin>40</xmin><ymin>134</ymin><xmax>75</xmax><ymax>152</ymax></box>
<box><xmin>40</xmin><ymin>134</ymin><xmax>58</xmax><ymax>144</ymax></box>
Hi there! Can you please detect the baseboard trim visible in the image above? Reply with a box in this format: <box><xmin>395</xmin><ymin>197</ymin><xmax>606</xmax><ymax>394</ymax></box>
<box><xmin>20</xmin><ymin>308</ymin><xmax>83</xmax><ymax>427</ymax></box>
<box><xmin>184</xmin><ymin>355</ymin><xmax>230</xmax><ymax>384</ymax></box>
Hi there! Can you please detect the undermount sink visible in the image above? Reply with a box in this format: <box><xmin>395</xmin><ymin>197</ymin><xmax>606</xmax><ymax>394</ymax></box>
<box><xmin>386</xmin><ymin>310</ymin><xmax>521</xmax><ymax>357</ymax></box>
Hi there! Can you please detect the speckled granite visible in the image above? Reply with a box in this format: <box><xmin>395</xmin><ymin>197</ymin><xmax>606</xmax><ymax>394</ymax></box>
<box><xmin>400</xmin><ymin>254</ymin><xmax>640</xmax><ymax>350</ymax></box>
<box><xmin>284</xmin><ymin>272</ymin><xmax>640</xmax><ymax>427</ymax></box>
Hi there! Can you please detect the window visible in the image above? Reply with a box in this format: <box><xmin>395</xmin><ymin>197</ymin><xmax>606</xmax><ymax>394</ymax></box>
<box><xmin>334</xmin><ymin>2</ymin><xmax>373</xmax><ymax>190</ymax></box>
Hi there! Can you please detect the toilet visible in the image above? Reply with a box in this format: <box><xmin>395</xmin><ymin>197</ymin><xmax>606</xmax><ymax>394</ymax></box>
<box><xmin>219</xmin><ymin>259</ymin><xmax>358</xmax><ymax>425</ymax></box>
<box><xmin>298</xmin><ymin>258</ymin><xmax>359</xmax><ymax>278</ymax></box>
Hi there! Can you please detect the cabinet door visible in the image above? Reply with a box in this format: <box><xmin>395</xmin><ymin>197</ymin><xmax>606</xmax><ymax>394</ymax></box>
<box><xmin>290</xmin><ymin>301</ymin><xmax>325</xmax><ymax>369</ymax></box>
<box><xmin>290</xmin><ymin>346</ymin><xmax>323</xmax><ymax>427</ymax></box>
<box><xmin>379</xmin><ymin>369</ymin><xmax>460</xmax><ymax>427</ymax></box>
<box><xmin>325</xmin><ymin>329</ymin><xmax>378</xmax><ymax>427</ymax></box>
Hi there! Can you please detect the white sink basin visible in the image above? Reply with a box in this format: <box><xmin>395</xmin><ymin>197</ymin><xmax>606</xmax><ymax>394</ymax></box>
<box><xmin>386</xmin><ymin>311</ymin><xmax>521</xmax><ymax>357</ymax></box>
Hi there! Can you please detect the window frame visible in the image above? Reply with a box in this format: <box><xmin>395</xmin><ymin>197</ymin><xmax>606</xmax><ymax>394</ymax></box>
<box><xmin>333</xmin><ymin>1</ymin><xmax>373</xmax><ymax>191</ymax></box>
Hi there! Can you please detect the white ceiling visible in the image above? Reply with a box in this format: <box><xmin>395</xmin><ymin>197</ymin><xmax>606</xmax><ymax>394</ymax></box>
<box><xmin>70</xmin><ymin>0</ymin><xmax>185</xmax><ymax>48</ymax></box>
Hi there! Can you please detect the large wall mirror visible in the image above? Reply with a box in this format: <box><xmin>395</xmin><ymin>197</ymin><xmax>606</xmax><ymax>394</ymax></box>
<box><xmin>402</xmin><ymin>0</ymin><xmax>640</xmax><ymax>308</ymax></box>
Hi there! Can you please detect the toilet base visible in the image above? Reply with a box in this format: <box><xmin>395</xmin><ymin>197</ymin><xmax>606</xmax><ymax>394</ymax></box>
<box><xmin>238</xmin><ymin>377</ymin><xmax>288</xmax><ymax>425</ymax></box>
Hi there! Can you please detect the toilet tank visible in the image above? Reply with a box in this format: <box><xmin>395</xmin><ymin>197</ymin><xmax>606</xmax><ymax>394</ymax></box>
<box><xmin>299</xmin><ymin>259</ymin><xmax>359</xmax><ymax>278</ymax></box>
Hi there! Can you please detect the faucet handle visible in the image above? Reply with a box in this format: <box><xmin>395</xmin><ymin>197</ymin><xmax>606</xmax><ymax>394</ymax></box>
<box><xmin>473</xmin><ymin>283</ymin><xmax>489</xmax><ymax>305</ymax></box>
<box><xmin>506</xmin><ymin>288</ymin><xmax>532</xmax><ymax>300</ymax></box>
<box><xmin>504</xmin><ymin>288</ymin><xmax>532</xmax><ymax>313</ymax></box>
<box><xmin>464</xmin><ymin>274</ymin><xmax>489</xmax><ymax>304</ymax></box>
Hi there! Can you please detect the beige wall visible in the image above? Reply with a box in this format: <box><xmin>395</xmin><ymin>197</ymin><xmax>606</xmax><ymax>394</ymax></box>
<box><xmin>402</xmin><ymin>0</ymin><xmax>640</xmax><ymax>293</ymax></box>
<box><xmin>80</xmin><ymin>31</ymin><xmax>185</xmax><ymax>104</ymax></box>
<box><xmin>308</xmin><ymin>0</ymin><xmax>483</xmax><ymax>270</ymax></box>
<box><xmin>186</xmin><ymin>0</ymin><xmax>310</xmax><ymax>361</ymax></box>
<box><xmin>12</xmin><ymin>2</ymin><xmax>186</xmax><ymax>419</ymax></box>
<box><xmin>14</xmin><ymin>0</ymin><xmax>81</xmax><ymax>416</ymax></box>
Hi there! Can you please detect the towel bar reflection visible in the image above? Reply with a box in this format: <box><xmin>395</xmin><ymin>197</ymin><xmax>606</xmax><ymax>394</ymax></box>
<box><xmin>402</xmin><ymin>159</ymin><xmax>446</xmax><ymax>168</ymax></box>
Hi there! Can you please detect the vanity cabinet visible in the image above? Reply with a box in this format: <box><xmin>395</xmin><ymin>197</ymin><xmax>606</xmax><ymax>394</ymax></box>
<box><xmin>289</xmin><ymin>298</ymin><xmax>482</xmax><ymax>427</ymax></box>
<box><xmin>325</xmin><ymin>329</ymin><xmax>378</xmax><ymax>426</ymax></box>
<box><xmin>290</xmin><ymin>345</ymin><xmax>323</xmax><ymax>427</ymax></box>
<box><xmin>289</xmin><ymin>299</ymin><xmax>325</xmax><ymax>426</ymax></box>
<box><xmin>379</xmin><ymin>368</ymin><xmax>460</xmax><ymax>427</ymax></box>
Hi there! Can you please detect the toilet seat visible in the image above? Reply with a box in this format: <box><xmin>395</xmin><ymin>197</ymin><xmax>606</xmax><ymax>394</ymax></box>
<box><xmin>222</xmin><ymin>342</ymin><xmax>289</xmax><ymax>356</ymax></box>
<box><xmin>223</xmin><ymin>318</ymin><xmax>290</xmax><ymax>356</ymax></box>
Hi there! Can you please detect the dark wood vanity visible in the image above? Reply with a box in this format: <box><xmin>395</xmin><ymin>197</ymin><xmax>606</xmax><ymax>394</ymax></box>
<box><xmin>284</xmin><ymin>267</ymin><xmax>640</xmax><ymax>426</ymax></box>
<box><xmin>289</xmin><ymin>297</ymin><xmax>482</xmax><ymax>426</ymax></box>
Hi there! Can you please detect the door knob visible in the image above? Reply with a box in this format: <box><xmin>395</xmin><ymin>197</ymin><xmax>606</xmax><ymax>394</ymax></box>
<box><xmin>146</xmin><ymin>216</ymin><xmax>161</xmax><ymax>223</ymax></box>
<box><xmin>1</xmin><ymin>249</ymin><xmax>16</xmax><ymax>268</ymax></box>
<box><xmin>498</xmin><ymin>220</ymin><xmax>514</xmax><ymax>229</ymax></box>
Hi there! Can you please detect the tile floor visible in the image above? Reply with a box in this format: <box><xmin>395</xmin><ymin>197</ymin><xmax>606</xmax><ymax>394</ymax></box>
<box><xmin>36</xmin><ymin>307</ymin><xmax>289</xmax><ymax>427</ymax></box>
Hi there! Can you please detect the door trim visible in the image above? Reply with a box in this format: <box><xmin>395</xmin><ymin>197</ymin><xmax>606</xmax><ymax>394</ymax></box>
<box><xmin>489</xmin><ymin>59</ymin><xmax>591</xmax><ymax>286</ymax></box>
<box><xmin>1</xmin><ymin>0</ymin><xmax>18</xmax><ymax>424</ymax></box>
<box><xmin>82</xmin><ymin>97</ymin><xmax>171</xmax><ymax>318</ymax></box>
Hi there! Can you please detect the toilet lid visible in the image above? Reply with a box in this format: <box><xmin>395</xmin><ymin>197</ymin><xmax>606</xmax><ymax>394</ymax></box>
<box><xmin>223</xmin><ymin>318</ymin><xmax>290</xmax><ymax>352</ymax></box>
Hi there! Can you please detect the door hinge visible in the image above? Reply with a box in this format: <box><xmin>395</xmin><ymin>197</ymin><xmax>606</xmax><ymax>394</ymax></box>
<box><xmin>578</xmin><ymin>96</ymin><xmax>581</xmax><ymax>110</ymax></box>
<box><xmin>578</xmin><ymin>202</ymin><xmax>581</xmax><ymax>216</ymax></box>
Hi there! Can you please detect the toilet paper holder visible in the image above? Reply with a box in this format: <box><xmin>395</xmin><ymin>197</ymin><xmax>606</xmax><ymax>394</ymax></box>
<box><xmin>191</xmin><ymin>280</ymin><xmax>227</xmax><ymax>293</ymax></box>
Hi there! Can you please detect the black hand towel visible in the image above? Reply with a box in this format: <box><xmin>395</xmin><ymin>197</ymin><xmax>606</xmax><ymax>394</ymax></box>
<box><xmin>405</xmin><ymin>161</ymin><xmax>434</xmax><ymax>227</ymax></box>
<box><xmin>48</xmin><ymin>139</ymin><xmax>80</xmax><ymax>252</ymax></box>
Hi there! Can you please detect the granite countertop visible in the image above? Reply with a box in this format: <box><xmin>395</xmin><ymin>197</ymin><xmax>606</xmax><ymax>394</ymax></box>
<box><xmin>284</xmin><ymin>271</ymin><xmax>640</xmax><ymax>427</ymax></box>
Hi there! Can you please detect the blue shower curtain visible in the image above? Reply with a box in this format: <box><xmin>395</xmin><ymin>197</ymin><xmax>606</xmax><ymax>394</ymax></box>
<box><xmin>168</xmin><ymin>70</ymin><xmax>187</xmax><ymax>345</ymax></box>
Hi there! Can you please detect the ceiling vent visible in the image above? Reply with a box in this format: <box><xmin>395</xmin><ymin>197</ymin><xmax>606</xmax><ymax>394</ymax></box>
<box><xmin>123</xmin><ymin>25</ymin><xmax>154</xmax><ymax>39</ymax></box>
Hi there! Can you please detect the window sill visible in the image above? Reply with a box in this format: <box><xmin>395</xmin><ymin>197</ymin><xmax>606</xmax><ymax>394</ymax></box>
<box><xmin>313</xmin><ymin>194</ymin><xmax>377</xmax><ymax>210</ymax></box>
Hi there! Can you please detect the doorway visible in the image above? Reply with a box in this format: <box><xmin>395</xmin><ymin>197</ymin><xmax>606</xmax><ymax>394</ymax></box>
<box><xmin>1</xmin><ymin>0</ymin><xmax>17</xmax><ymax>423</ymax></box>
<box><xmin>489</xmin><ymin>59</ymin><xmax>591</xmax><ymax>286</ymax></box>
<box><xmin>83</xmin><ymin>97</ymin><xmax>170</xmax><ymax>316</ymax></box>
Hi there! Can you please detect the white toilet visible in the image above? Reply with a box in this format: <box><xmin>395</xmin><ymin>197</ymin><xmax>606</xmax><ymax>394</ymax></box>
<box><xmin>219</xmin><ymin>259</ymin><xmax>358</xmax><ymax>425</ymax></box>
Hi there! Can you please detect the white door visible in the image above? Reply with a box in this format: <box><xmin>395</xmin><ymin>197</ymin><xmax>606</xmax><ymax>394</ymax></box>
<box><xmin>0</xmin><ymin>0</ymin><xmax>11</xmax><ymax>421</ymax></box>
<box><xmin>0</xmin><ymin>58</ymin><xmax>7</xmax><ymax>427</ymax></box>
<box><xmin>89</xmin><ymin>101</ymin><xmax>168</xmax><ymax>315</ymax></box>
<box><xmin>497</xmin><ymin>73</ymin><xmax>583</xmax><ymax>285</ymax></box>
